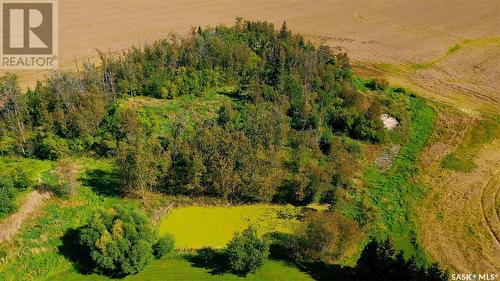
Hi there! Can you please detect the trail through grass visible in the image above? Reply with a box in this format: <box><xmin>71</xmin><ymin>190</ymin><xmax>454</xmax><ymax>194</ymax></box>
<box><xmin>124</xmin><ymin>92</ymin><xmax>231</xmax><ymax>136</ymax></box>
<box><xmin>0</xmin><ymin>158</ymin><xmax>136</xmax><ymax>281</ymax></box>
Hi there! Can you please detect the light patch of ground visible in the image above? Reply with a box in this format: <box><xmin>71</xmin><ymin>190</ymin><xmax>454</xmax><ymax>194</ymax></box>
<box><xmin>381</xmin><ymin>114</ymin><xmax>398</xmax><ymax>130</ymax></box>
<box><xmin>375</xmin><ymin>144</ymin><xmax>400</xmax><ymax>170</ymax></box>
<box><xmin>0</xmin><ymin>190</ymin><xmax>51</xmax><ymax>243</ymax></box>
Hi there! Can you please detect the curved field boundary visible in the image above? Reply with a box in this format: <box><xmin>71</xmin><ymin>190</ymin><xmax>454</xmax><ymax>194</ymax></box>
<box><xmin>480</xmin><ymin>169</ymin><xmax>500</xmax><ymax>247</ymax></box>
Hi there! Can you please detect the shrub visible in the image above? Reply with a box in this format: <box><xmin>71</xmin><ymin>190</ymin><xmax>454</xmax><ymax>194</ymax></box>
<box><xmin>225</xmin><ymin>227</ymin><xmax>269</xmax><ymax>276</ymax></box>
<box><xmin>78</xmin><ymin>206</ymin><xmax>156</xmax><ymax>276</ymax></box>
<box><xmin>34</xmin><ymin>133</ymin><xmax>69</xmax><ymax>160</ymax></box>
<box><xmin>0</xmin><ymin>168</ymin><xmax>31</xmax><ymax>217</ymax></box>
<box><xmin>10</xmin><ymin>168</ymin><xmax>31</xmax><ymax>190</ymax></box>
<box><xmin>294</xmin><ymin>211</ymin><xmax>363</xmax><ymax>264</ymax></box>
<box><xmin>50</xmin><ymin>158</ymin><xmax>79</xmax><ymax>197</ymax></box>
<box><xmin>365</xmin><ymin>78</ymin><xmax>388</xmax><ymax>91</ymax></box>
<box><xmin>153</xmin><ymin>234</ymin><xmax>175</xmax><ymax>258</ymax></box>
<box><xmin>0</xmin><ymin>187</ymin><xmax>16</xmax><ymax>217</ymax></box>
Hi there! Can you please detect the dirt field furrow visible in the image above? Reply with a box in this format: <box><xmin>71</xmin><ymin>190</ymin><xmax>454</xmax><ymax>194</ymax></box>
<box><xmin>481</xmin><ymin>170</ymin><xmax>500</xmax><ymax>247</ymax></box>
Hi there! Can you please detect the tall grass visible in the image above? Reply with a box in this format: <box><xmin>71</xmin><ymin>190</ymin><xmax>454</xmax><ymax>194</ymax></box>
<box><xmin>363</xmin><ymin>96</ymin><xmax>435</xmax><ymax>263</ymax></box>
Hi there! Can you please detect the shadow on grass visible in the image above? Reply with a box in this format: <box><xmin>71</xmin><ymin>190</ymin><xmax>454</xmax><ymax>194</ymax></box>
<box><xmin>81</xmin><ymin>168</ymin><xmax>121</xmax><ymax>197</ymax></box>
<box><xmin>58</xmin><ymin>228</ymin><xmax>95</xmax><ymax>275</ymax></box>
<box><xmin>266</xmin><ymin>231</ymin><xmax>448</xmax><ymax>281</ymax></box>
<box><xmin>186</xmin><ymin>247</ymin><xmax>230</xmax><ymax>275</ymax></box>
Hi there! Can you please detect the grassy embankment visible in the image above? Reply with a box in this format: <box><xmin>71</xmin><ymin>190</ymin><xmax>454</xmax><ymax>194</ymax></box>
<box><xmin>344</xmin><ymin>79</ymin><xmax>437</xmax><ymax>265</ymax></box>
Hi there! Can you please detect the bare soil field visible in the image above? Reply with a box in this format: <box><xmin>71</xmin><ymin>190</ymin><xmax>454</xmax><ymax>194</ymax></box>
<box><xmin>1</xmin><ymin>0</ymin><xmax>498</xmax><ymax>274</ymax></box>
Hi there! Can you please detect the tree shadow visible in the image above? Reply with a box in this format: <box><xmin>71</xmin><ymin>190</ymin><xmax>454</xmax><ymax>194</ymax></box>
<box><xmin>185</xmin><ymin>247</ymin><xmax>230</xmax><ymax>275</ymax></box>
<box><xmin>58</xmin><ymin>228</ymin><xmax>95</xmax><ymax>275</ymax></box>
<box><xmin>265</xmin><ymin>234</ymin><xmax>448</xmax><ymax>281</ymax></box>
<box><xmin>80</xmin><ymin>168</ymin><xmax>121</xmax><ymax>197</ymax></box>
<box><xmin>298</xmin><ymin>262</ymin><xmax>356</xmax><ymax>281</ymax></box>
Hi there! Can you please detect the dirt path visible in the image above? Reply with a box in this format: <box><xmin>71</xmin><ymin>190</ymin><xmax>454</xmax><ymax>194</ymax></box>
<box><xmin>0</xmin><ymin>190</ymin><xmax>51</xmax><ymax>243</ymax></box>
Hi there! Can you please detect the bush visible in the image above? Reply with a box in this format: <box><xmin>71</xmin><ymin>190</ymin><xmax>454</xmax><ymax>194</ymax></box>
<box><xmin>50</xmin><ymin>158</ymin><xmax>79</xmax><ymax>197</ymax></box>
<box><xmin>78</xmin><ymin>206</ymin><xmax>157</xmax><ymax>276</ymax></box>
<box><xmin>0</xmin><ymin>187</ymin><xmax>16</xmax><ymax>217</ymax></box>
<box><xmin>10</xmin><ymin>168</ymin><xmax>31</xmax><ymax>190</ymax></box>
<box><xmin>34</xmin><ymin>133</ymin><xmax>69</xmax><ymax>160</ymax></box>
<box><xmin>0</xmin><ymin>168</ymin><xmax>31</xmax><ymax>217</ymax></box>
<box><xmin>153</xmin><ymin>234</ymin><xmax>175</xmax><ymax>258</ymax></box>
<box><xmin>294</xmin><ymin>211</ymin><xmax>363</xmax><ymax>264</ymax></box>
<box><xmin>225</xmin><ymin>227</ymin><xmax>269</xmax><ymax>276</ymax></box>
<box><xmin>365</xmin><ymin>78</ymin><xmax>388</xmax><ymax>91</ymax></box>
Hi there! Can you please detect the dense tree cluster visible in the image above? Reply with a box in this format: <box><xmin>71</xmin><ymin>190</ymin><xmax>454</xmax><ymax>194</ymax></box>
<box><xmin>0</xmin><ymin>19</ymin><xmax>388</xmax><ymax>204</ymax></box>
<box><xmin>78</xmin><ymin>207</ymin><xmax>159</xmax><ymax>276</ymax></box>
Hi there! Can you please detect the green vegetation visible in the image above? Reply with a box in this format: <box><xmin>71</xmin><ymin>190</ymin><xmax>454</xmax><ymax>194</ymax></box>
<box><xmin>126</xmin><ymin>93</ymin><xmax>231</xmax><ymax>135</ymax></box>
<box><xmin>153</xmin><ymin>234</ymin><xmax>175</xmax><ymax>258</ymax></box>
<box><xmin>226</xmin><ymin>227</ymin><xmax>269</xmax><ymax>275</ymax></box>
<box><xmin>293</xmin><ymin>211</ymin><xmax>363</xmax><ymax>264</ymax></box>
<box><xmin>78</xmin><ymin>206</ymin><xmax>158</xmax><ymax>276</ymax></box>
<box><xmin>0</xmin><ymin>19</ymin><xmax>448</xmax><ymax>280</ymax></box>
<box><xmin>158</xmin><ymin>205</ymin><xmax>302</xmax><ymax>249</ymax></box>
<box><xmin>0</xmin><ymin>167</ymin><xmax>32</xmax><ymax>218</ymax></box>
<box><xmin>0</xmin><ymin>156</ymin><xmax>53</xmax><ymax>181</ymax></box>
<box><xmin>359</xmin><ymin>97</ymin><xmax>435</xmax><ymax>261</ymax></box>
<box><xmin>0</xmin><ymin>159</ymin><xmax>133</xmax><ymax>281</ymax></box>
<box><xmin>52</xmin><ymin>258</ymin><xmax>313</xmax><ymax>281</ymax></box>
<box><xmin>1</xmin><ymin>19</ymin><xmax>387</xmax><ymax>206</ymax></box>
<box><xmin>441</xmin><ymin>117</ymin><xmax>499</xmax><ymax>172</ymax></box>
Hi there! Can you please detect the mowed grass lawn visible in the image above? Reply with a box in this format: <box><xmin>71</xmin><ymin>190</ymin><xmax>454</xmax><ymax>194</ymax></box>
<box><xmin>52</xmin><ymin>258</ymin><xmax>313</xmax><ymax>281</ymax></box>
<box><xmin>158</xmin><ymin>205</ymin><xmax>305</xmax><ymax>249</ymax></box>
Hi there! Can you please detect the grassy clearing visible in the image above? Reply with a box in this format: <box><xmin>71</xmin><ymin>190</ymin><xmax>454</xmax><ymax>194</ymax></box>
<box><xmin>0</xmin><ymin>158</ymin><xmax>137</xmax><ymax>281</ymax></box>
<box><xmin>0</xmin><ymin>156</ymin><xmax>53</xmax><ymax>181</ymax></box>
<box><xmin>441</xmin><ymin>117</ymin><xmax>499</xmax><ymax>172</ymax></box>
<box><xmin>124</xmin><ymin>91</ymin><xmax>231</xmax><ymax>136</ymax></box>
<box><xmin>52</xmin><ymin>258</ymin><xmax>313</xmax><ymax>281</ymax></box>
<box><xmin>158</xmin><ymin>205</ymin><xmax>305</xmax><ymax>249</ymax></box>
